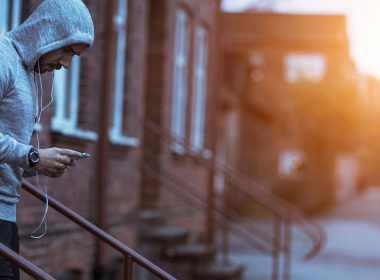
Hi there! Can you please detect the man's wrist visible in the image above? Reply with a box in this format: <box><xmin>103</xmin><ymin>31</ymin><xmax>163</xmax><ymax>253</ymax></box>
<box><xmin>28</xmin><ymin>147</ymin><xmax>40</xmax><ymax>168</ymax></box>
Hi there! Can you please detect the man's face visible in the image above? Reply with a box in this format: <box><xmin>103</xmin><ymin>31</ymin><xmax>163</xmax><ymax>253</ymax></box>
<box><xmin>34</xmin><ymin>43</ymin><xmax>88</xmax><ymax>73</ymax></box>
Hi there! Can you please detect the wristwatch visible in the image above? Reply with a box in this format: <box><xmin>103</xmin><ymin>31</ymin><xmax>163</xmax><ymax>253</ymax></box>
<box><xmin>28</xmin><ymin>147</ymin><xmax>40</xmax><ymax>167</ymax></box>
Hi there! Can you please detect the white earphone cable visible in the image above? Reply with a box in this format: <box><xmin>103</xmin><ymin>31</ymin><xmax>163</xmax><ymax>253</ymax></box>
<box><xmin>30</xmin><ymin>60</ymin><xmax>54</xmax><ymax>239</ymax></box>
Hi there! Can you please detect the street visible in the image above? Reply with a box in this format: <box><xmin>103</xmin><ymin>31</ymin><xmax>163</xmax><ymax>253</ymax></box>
<box><xmin>228</xmin><ymin>187</ymin><xmax>380</xmax><ymax>280</ymax></box>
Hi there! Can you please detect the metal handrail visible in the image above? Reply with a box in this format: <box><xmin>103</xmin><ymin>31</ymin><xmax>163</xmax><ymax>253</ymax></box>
<box><xmin>141</xmin><ymin>140</ymin><xmax>293</xmax><ymax>280</ymax></box>
<box><xmin>142</xmin><ymin>161</ymin><xmax>299</xmax><ymax>280</ymax></box>
<box><xmin>0</xmin><ymin>242</ymin><xmax>54</xmax><ymax>280</ymax></box>
<box><xmin>220</xmin><ymin>162</ymin><xmax>326</xmax><ymax>259</ymax></box>
<box><xmin>142</xmin><ymin>163</ymin><xmax>276</xmax><ymax>255</ymax></box>
<box><xmin>22</xmin><ymin>180</ymin><xmax>177</xmax><ymax>280</ymax></box>
<box><xmin>142</xmin><ymin>118</ymin><xmax>326</xmax><ymax>259</ymax></box>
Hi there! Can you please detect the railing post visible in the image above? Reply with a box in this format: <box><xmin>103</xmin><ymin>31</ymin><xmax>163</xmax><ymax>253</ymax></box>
<box><xmin>125</xmin><ymin>255</ymin><xmax>133</xmax><ymax>280</ymax></box>
<box><xmin>205</xmin><ymin>157</ymin><xmax>216</xmax><ymax>263</ymax></box>
<box><xmin>221</xmin><ymin>171</ymin><xmax>231</xmax><ymax>264</ymax></box>
<box><xmin>271</xmin><ymin>215</ymin><xmax>282</xmax><ymax>280</ymax></box>
<box><xmin>283</xmin><ymin>221</ymin><xmax>292</xmax><ymax>280</ymax></box>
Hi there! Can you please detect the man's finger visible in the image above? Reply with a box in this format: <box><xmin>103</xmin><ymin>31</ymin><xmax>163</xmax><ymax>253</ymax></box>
<box><xmin>58</xmin><ymin>155</ymin><xmax>71</xmax><ymax>165</ymax></box>
<box><xmin>68</xmin><ymin>159</ymin><xmax>76</xmax><ymax>166</ymax></box>
<box><xmin>54</xmin><ymin>162</ymin><xmax>66</xmax><ymax>170</ymax></box>
<box><xmin>47</xmin><ymin>168</ymin><xmax>58</xmax><ymax>174</ymax></box>
<box><xmin>58</xmin><ymin>149</ymin><xmax>82</xmax><ymax>158</ymax></box>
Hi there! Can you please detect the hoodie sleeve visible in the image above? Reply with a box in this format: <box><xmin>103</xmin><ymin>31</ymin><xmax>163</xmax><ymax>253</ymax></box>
<box><xmin>0</xmin><ymin>57</ymin><xmax>10</xmax><ymax>100</ymax></box>
<box><xmin>0</xmin><ymin>59</ymin><xmax>32</xmax><ymax>170</ymax></box>
<box><xmin>23</xmin><ymin>168</ymin><xmax>37</xmax><ymax>178</ymax></box>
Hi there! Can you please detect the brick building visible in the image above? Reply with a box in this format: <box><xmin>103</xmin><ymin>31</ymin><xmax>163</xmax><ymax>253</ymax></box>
<box><xmin>219</xmin><ymin>12</ymin><xmax>356</xmax><ymax>211</ymax></box>
<box><xmin>1</xmin><ymin>0</ymin><xmax>221</xmax><ymax>278</ymax></box>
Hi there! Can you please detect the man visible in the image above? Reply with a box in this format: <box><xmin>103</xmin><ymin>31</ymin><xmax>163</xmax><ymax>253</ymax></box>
<box><xmin>0</xmin><ymin>0</ymin><xmax>95</xmax><ymax>278</ymax></box>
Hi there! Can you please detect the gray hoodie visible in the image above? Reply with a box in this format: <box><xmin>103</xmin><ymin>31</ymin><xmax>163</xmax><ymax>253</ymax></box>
<box><xmin>0</xmin><ymin>0</ymin><xmax>94</xmax><ymax>222</ymax></box>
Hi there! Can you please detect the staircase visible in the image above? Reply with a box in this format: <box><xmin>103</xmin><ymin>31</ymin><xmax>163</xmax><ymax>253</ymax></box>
<box><xmin>137</xmin><ymin>209</ymin><xmax>244</xmax><ymax>280</ymax></box>
<box><xmin>139</xmin><ymin>118</ymin><xmax>326</xmax><ymax>280</ymax></box>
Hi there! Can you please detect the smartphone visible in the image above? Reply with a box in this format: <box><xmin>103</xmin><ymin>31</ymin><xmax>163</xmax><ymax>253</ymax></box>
<box><xmin>69</xmin><ymin>152</ymin><xmax>90</xmax><ymax>160</ymax></box>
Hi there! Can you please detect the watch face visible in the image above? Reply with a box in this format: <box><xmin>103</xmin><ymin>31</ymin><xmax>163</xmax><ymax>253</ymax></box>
<box><xmin>30</xmin><ymin>151</ymin><xmax>39</xmax><ymax>162</ymax></box>
<box><xmin>29</xmin><ymin>148</ymin><xmax>39</xmax><ymax>167</ymax></box>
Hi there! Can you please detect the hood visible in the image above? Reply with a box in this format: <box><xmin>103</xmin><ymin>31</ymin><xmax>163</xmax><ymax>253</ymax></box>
<box><xmin>6</xmin><ymin>0</ymin><xmax>94</xmax><ymax>71</ymax></box>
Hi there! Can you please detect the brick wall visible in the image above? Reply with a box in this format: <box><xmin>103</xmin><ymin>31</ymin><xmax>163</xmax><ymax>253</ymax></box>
<box><xmin>13</xmin><ymin>0</ymin><xmax>220</xmax><ymax>277</ymax></box>
<box><xmin>17</xmin><ymin>0</ymin><xmax>149</xmax><ymax>277</ymax></box>
<box><xmin>142</xmin><ymin>0</ymin><xmax>219</xmax><ymax>210</ymax></box>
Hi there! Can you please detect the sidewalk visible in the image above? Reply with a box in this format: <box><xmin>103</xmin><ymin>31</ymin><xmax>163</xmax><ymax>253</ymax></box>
<box><xmin>227</xmin><ymin>187</ymin><xmax>380</xmax><ymax>280</ymax></box>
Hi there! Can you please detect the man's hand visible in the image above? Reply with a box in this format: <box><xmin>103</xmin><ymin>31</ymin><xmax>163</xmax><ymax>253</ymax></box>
<box><xmin>34</xmin><ymin>147</ymin><xmax>82</xmax><ymax>178</ymax></box>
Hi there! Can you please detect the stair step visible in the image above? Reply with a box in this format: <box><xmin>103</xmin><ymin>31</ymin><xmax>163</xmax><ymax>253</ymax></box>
<box><xmin>138</xmin><ymin>209</ymin><xmax>164</xmax><ymax>226</ymax></box>
<box><xmin>193</xmin><ymin>263</ymin><xmax>245</xmax><ymax>280</ymax></box>
<box><xmin>139</xmin><ymin>226</ymin><xmax>189</xmax><ymax>245</ymax></box>
<box><xmin>57</xmin><ymin>268</ymin><xmax>82</xmax><ymax>280</ymax></box>
<box><xmin>165</xmin><ymin>244</ymin><xmax>215</xmax><ymax>261</ymax></box>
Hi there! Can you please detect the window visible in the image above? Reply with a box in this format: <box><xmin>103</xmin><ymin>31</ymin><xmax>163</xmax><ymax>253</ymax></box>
<box><xmin>171</xmin><ymin>9</ymin><xmax>190</xmax><ymax>154</ymax></box>
<box><xmin>284</xmin><ymin>53</ymin><xmax>326</xmax><ymax>83</ymax></box>
<box><xmin>190</xmin><ymin>26</ymin><xmax>208</xmax><ymax>151</ymax></box>
<box><xmin>108</xmin><ymin>0</ymin><xmax>138</xmax><ymax>146</ymax></box>
<box><xmin>0</xmin><ymin>0</ymin><xmax>21</xmax><ymax>35</ymax></box>
<box><xmin>51</xmin><ymin>56</ymin><xmax>97</xmax><ymax>140</ymax></box>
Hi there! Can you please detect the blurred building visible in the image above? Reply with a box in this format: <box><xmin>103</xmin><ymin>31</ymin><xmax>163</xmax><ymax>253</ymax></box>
<box><xmin>2</xmin><ymin>0</ymin><xmax>222</xmax><ymax>278</ymax></box>
<box><xmin>219</xmin><ymin>12</ymin><xmax>357</xmax><ymax>211</ymax></box>
<box><xmin>355</xmin><ymin>74</ymin><xmax>380</xmax><ymax>189</ymax></box>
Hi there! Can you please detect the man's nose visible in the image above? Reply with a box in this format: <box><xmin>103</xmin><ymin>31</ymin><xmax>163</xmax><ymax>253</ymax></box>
<box><xmin>59</xmin><ymin>56</ymin><xmax>73</xmax><ymax>69</ymax></box>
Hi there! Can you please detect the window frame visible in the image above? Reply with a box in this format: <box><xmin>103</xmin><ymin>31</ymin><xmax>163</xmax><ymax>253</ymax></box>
<box><xmin>0</xmin><ymin>0</ymin><xmax>21</xmax><ymax>35</ymax></box>
<box><xmin>108</xmin><ymin>0</ymin><xmax>139</xmax><ymax>146</ymax></box>
<box><xmin>170</xmin><ymin>8</ymin><xmax>191</xmax><ymax>154</ymax></box>
<box><xmin>190</xmin><ymin>25</ymin><xmax>209</xmax><ymax>152</ymax></box>
<box><xmin>51</xmin><ymin>56</ymin><xmax>98</xmax><ymax>140</ymax></box>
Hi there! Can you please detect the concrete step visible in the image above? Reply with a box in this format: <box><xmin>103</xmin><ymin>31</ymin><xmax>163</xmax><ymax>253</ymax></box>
<box><xmin>193</xmin><ymin>263</ymin><xmax>245</xmax><ymax>280</ymax></box>
<box><xmin>137</xmin><ymin>226</ymin><xmax>191</xmax><ymax>279</ymax></box>
<box><xmin>56</xmin><ymin>269</ymin><xmax>82</xmax><ymax>280</ymax></box>
<box><xmin>138</xmin><ymin>209</ymin><xmax>165</xmax><ymax>227</ymax></box>
<box><xmin>165</xmin><ymin>243</ymin><xmax>215</xmax><ymax>262</ymax></box>
<box><xmin>139</xmin><ymin>226</ymin><xmax>189</xmax><ymax>246</ymax></box>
